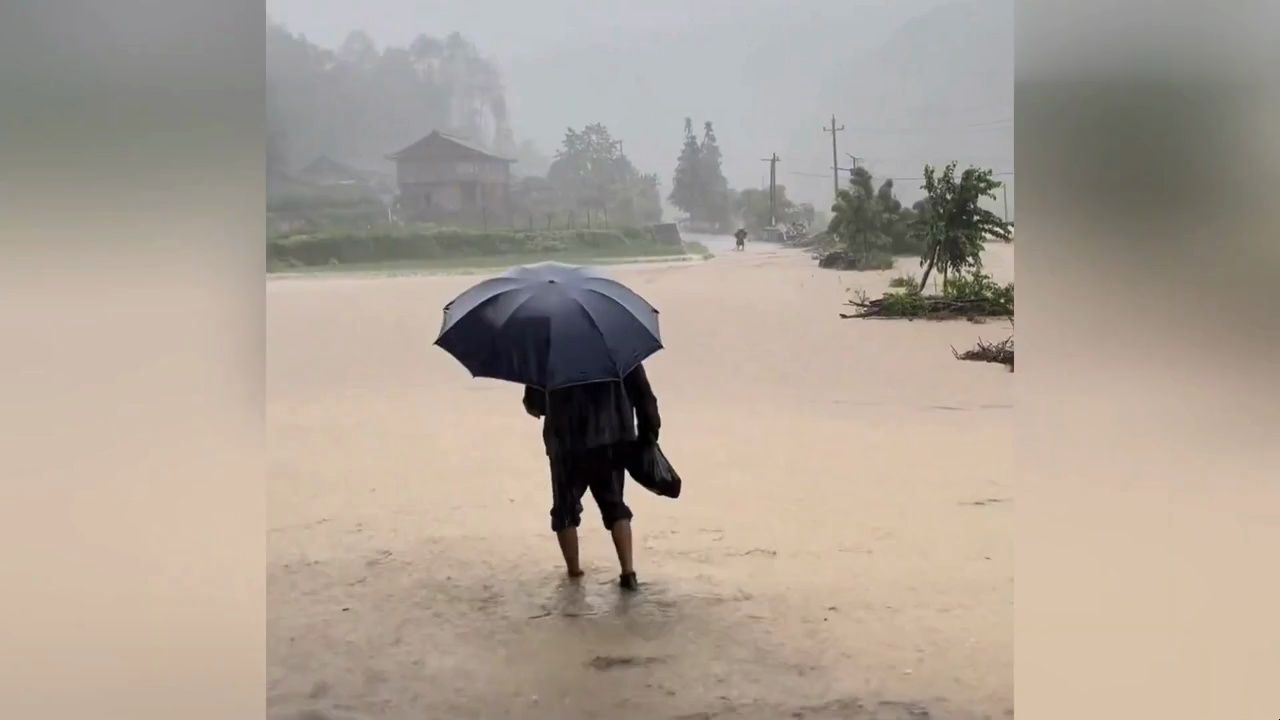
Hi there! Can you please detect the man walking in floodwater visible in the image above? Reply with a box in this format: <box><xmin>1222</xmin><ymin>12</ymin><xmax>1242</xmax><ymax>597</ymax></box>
<box><xmin>734</xmin><ymin>227</ymin><xmax>748</xmax><ymax>251</ymax></box>
<box><xmin>523</xmin><ymin>364</ymin><xmax>661</xmax><ymax>591</ymax></box>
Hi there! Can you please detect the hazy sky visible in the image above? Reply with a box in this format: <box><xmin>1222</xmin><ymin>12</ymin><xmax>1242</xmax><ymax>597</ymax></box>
<box><xmin>266</xmin><ymin>0</ymin><xmax>932</xmax><ymax>56</ymax></box>
<box><xmin>266</xmin><ymin>0</ymin><xmax>1011</xmax><ymax>209</ymax></box>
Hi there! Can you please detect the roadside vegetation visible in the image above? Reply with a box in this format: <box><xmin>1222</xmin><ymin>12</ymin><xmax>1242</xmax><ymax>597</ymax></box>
<box><xmin>268</xmin><ymin>226</ymin><xmax>695</xmax><ymax>272</ymax></box>
<box><xmin>835</xmin><ymin>162</ymin><xmax>1015</xmax><ymax>369</ymax></box>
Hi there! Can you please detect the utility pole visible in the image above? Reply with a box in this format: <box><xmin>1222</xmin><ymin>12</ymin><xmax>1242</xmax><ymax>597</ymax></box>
<box><xmin>822</xmin><ymin>114</ymin><xmax>845</xmax><ymax>200</ymax></box>
<box><xmin>1002</xmin><ymin>183</ymin><xmax>1009</xmax><ymax>221</ymax></box>
<box><xmin>760</xmin><ymin>153</ymin><xmax>779</xmax><ymax>226</ymax></box>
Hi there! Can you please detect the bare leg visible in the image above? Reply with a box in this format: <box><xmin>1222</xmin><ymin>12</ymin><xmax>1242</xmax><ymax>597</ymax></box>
<box><xmin>610</xmin><ymin>519</ymin><xmax>634</xmax><ymax>576</ymax></box>
<box><xmin>556</xmin><ymin>527</ymin><xmax>583</xmax><ymax>578</ymax></box>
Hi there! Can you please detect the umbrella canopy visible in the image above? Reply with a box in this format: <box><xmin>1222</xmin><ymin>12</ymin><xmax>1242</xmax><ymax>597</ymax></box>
<box><xmin>434</xmin><ymin>262</ymin><xmax>662</xmax><ymax>390</ymax></box>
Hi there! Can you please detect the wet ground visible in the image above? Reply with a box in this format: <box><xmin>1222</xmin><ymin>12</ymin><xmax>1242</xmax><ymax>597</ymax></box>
<box><xmin>268</xmin><ymin>239</ymin><xmax>1014</xmax><ymax>719</ymax></box>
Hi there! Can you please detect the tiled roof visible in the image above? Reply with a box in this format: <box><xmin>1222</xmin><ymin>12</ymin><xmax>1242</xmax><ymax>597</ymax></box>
<box><xmin>388</xmin><ymin>131</ymin><xmax>515</xmax><ymax>162</ymax></box>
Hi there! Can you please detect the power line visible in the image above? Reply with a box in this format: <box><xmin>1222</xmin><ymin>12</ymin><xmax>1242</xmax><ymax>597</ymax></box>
<box><xmin>789</xmin><ymin>170</ymin><xmax>1014</xmax><ymax>182</ymax></box>
<box><xmin>868</xmin><ymin>171</ymin><xmax>1015</xmax><ymax>181</ymax></box>
<box><xmin>844</xmin><ymin>118</ymin><xmax>1013</xmax><ymax>134</ymax></box>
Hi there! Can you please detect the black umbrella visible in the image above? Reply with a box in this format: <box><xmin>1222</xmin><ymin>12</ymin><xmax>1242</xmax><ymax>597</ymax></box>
<box><xmin>434</xmin><ymin>262</ymin><xmax>662</xmax><ymax>390</ymax></box>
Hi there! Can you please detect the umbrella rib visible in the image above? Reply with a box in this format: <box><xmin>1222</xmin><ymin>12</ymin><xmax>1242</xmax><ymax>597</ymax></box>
<box><xmin>479</xmin><ymin>288</ymin><xmax>547</xmax><ymax>379</ymax></box>
<box><xmin>568</xmin><ymin>296</ymin><xmax>619</xmax><ymax>378</ymax></box>
<box><xmin>568</xmin><ymin>290</ymin><xmax>662</xmax><ymax>384</ymax></box>
<box><xmin>490</xmin><ymin>287</ymin><xmax>541</xmax><ymax>328</ymax></box>
<box><xmin>437</xmin><ymin>276</ymin><xmax>526</xmax><ymax>340</ymax></box>
<box><xmin>581</xmin><ymin>286</ymin><xmax>661</xmax><ymax>342</ymax></box>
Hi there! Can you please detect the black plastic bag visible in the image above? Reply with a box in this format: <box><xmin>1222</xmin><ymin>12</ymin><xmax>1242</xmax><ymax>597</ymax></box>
<box><xmin>622</xmin><ymin>441</ymin><xmax>682</xmax><ymax>498</ymax></box>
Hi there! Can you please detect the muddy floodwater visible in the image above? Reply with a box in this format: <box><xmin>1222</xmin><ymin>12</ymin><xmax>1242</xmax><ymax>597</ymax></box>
<box><xmin>267</xmin><ymin>239</ymin><xmax>1014</xmax><ymax>720</ymax></box>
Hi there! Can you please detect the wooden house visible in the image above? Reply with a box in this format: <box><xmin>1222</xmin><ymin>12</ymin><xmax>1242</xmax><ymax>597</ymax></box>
<box><xmin>387</xmin><ymin>131</ymin><xmax>515</xmax><ymax>227</ymax></box>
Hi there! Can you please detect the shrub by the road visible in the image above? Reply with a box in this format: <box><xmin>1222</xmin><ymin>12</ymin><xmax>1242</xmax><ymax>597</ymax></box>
<box><xmin>843</xmin><ymin>271</ymin><xmax>1013</xmax><ymax>320</ymax></box>
<box><xmin>817</xmin><ymin>250</ymin><xmax>895</xmax><ymax>271</ymax></box>
<box><xmin>267</xmin><ymin>186</ymin><xmax>388</xmax><ymax>235</ymax></box>
<box><xmin>268</xmin><ymin>226</ymin><xmax>680</xmax><ymax>268</ymax></box>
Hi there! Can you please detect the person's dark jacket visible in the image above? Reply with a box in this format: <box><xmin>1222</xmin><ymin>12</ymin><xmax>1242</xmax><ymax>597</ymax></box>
<box><xmin>522</xmin><ymin>364</ymin><xmax>661</xmax><ymax>457</ymax></box>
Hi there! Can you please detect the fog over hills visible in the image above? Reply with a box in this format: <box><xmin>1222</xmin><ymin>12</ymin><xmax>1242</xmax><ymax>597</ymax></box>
<box><xmin>268</xmin><ymin>0</ymin><xmax>1011</xmax><ymax>211</ymax></box>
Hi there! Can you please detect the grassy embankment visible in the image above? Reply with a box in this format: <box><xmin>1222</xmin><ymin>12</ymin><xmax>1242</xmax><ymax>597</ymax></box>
<box><xmin>267</xmin><ymin>185</ymin><xmax>709</xmax><ymax>274</ymax></box>
<box><xmin>269</xmin><ymin>228</ymin><xmax>709</xmax><ymax>274</ymax></box>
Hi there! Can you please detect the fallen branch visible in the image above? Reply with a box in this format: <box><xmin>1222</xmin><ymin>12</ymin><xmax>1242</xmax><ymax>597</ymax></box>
<box><xmin>952</xmin><ymin>336</ymin><xmax>1014</xmax><ymax>370</ymax></box>
<box><xmin>841</xmin><ymin>295</ymin><xmax>1012</xmax><ymax>320</ymax></box>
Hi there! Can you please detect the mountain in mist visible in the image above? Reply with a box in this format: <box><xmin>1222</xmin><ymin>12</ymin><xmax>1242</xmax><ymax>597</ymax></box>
<box><xmin>497</xmin><ymin>2</ymin><xmax>909</xmax><ymax>207</ymax></box>
<box><xmin>737</xmin><ymin>0</ymin><xmax>1012</xmax><ymax>209</ymax></box>
<box><xmin>264</xmin><ymin>0</ymin><xmax>1012</xmax><ymax>212</ymax></box>
<box><xmin>266</xmin><ymin>23</ymin><xmax>518</xmax><ymax>177</ymax></box>
<box><xmin>497</xmin><ymin>0</ymin><xmax>1011</xmax><ymax>207</ymax></box>
<box><xmin>834</xmin><ymin>0</ymin><xmax>1013</xmax><ymax>176</ymax></box>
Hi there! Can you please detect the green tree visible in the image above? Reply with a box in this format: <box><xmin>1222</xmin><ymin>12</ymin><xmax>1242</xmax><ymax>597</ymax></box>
<box><xmin>912</xmin><ymin>162</ymin><xmax>1013</xmax><ymax>292</ymax></box>
<box><xmin>876</xmin><ymin>178</ymin><xmax>902</xmax><ymax>215</ymax></box>
<box><xmin>828</xmin><ymin>167</ymin><xmax>891</xmax><ymax>260</ymax></box>
<box><xmin>510</xmin><ymin>176</ymin><xmax>556</xmax><ymax>225</ymax></box>
<box><xmin>630</xmin><ymin>173</ymin><xmax>663</xmax><ymax>225</ymax></box>
<box><xmin>669</xmin><ymin>118</ymin><xmax>702</xmax><ymax>219</ymax></box>
<box><xmin>547</xmin><ymin>123</ymin><xmax>617</xmax><ymax>211</ymax></box>
<box><xmin>697</xmin><ymin>121</ymin><xmax>732</xmax><ymax>227</ymax></box>
<box><xmin>875</xmin><ymin>178</ymin><xmax>923</xmax><ymax>255</ymax></box>
<box><xmin>545</xmin><ymin>123</ymin><xmax>660</xmax><ymax>227</ymax></box>
<box><xmin>735</xmin><ymin>185</ymin><xmax>801</xmax><ymax>232</ymax></box>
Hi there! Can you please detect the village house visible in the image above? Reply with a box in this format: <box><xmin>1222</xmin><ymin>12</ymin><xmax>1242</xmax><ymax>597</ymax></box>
<box><xmin>387</xmin><ymin>131</ymin><xmax>515</xmax><ymax>227</ymax></box>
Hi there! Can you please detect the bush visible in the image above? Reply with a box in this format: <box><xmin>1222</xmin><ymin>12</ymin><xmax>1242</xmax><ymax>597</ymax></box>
<box><xmin>267</xmin><ymin>227</ymin><xmax>666</xmax><ymax>268</ymax></box>
<box><xmin>818</xmin><ymin>250</ymin><xmax>895</xmax><ymax>271</ymax></box>
<box><xmin>682</xmin><ymin>240</ymin><xmax>713</xmax><ymax>259</ymax></box>
<box><xmin>843</xmin><ymin>270</ymin><xmax>1014</xmax><ymax>319</ymax></box>
<box><xmin>888</xmin><ymin>273</ymin><xmax>918</xmax><ymax>289</ymax></box>
<box><xmin>944</xmin><ymin>271</ymin><xmax>1014</xmax><ymax>310</ymax></box>
<box><xmin>889</xmin><ymin>233</ymin><xmax>926</xmax><ymax>257</ymax></box>
<box><xmin>267</xmin><ymin>188</ymin><xmax>379</xmax><ymax>213</ymax></box>
<box><xmin>878</xmin><ymin>287</ymin><xmax>929</xmax><ymax>317</ymax></box>
<box><xmin>268</xmin><ymin>186</ymin><xmax>387</xmax><ymax>235</ymax></box>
